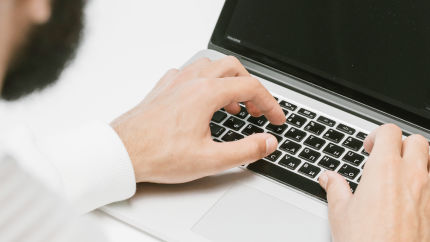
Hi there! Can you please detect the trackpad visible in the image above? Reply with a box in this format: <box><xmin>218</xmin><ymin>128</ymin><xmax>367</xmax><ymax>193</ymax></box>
<box><xmin>192</xmin><ymin>185</ymin><xmax>331</xmax><ymax>242</ymax></box>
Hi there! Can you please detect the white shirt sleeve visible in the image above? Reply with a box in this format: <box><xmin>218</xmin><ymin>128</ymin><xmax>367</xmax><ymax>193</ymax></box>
<box><xmin>37</xmin><ymin>121</ymin><xmax>137</xmax><ymax>214</ymax></box>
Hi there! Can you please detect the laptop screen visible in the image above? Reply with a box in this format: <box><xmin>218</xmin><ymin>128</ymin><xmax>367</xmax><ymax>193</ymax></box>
<box><xmin>211</xmin><ymin>0</ymin><xmax>430</xmax><ymax>130</ymax></box>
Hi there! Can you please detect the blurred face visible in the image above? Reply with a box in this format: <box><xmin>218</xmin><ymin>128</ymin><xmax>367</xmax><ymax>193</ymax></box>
<box><xmin>0</xmin><ymin>0</ymin><xmax>85</xmax><ymax>100</ymax></box>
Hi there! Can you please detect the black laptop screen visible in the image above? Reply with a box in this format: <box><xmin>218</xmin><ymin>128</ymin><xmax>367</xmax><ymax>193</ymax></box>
<box><xmin>211</xmin><ymin>0</ymin><xmax>430</xmax><ymax>130</ymax></box>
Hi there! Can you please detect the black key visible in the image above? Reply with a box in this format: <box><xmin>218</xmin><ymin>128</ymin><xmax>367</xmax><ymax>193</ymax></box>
<box><xmin>323</xmin><ymin>143</ymin><xmax>345</xmax><ymax>158</ymax></box>
<box><xmin>280</xmin><ymin>140</ymin><xmax>302</xmax><ymax>155</ymax></box>
<box><xmin>342</xmin><ymin>137</ymin><xmax>363</xmax><ymax>151</ymax></box>
<box><xmin>303</xmin><ymin>135</ymin><xmax>326</xmax><ymax>150</ymax></box>
<box><xmin>241</xmin><ymin>124</ymin><xmax>264</xmax><ymax>136</ymax></box>
<box><xmin>279</xmin><ymin>154</ymin><xmax>302</xmax><ymax>170</ymax></box>
<box><xmin>213</xmin><ymin>139</ymin><xmax>221</xmax><ymax>142</ymax></box>
<box><xmin>357</xmin><ymin>176</ymin><xmax>361</xmax><ymax>183</ymax></box>
<box><xmin>298</xmin><ymin>162</ymin><xmax>321</xmax><ymax>178</ymax></box>
<box><xmin>221</xmin><ymin>130</ymin><xmax>244</xmax><ymax>142</ymax></box>
<box><xmin>209</xmin><ymin>123</ymin><xmax>226</xmax><ymax>137</ymax></box>
<box><xmin>298</xmin><ymin>148</ymin><xmax>321</xmax><ymax>163</ymax></box>
<box><xmin>247</xmin><ymin>160</ymin><xmax>327</xmax><ymax>202</ymax></box>
<box><xmin>266</xmin><ymin>150</ymin><xmax>282</xmax><ymax>162</ymax></box>
<box><xmin>338</xmin><ymin>164</ymin><xmax>360</xmax><ymax>180</ymax></box>
<box><xmin>282</xmin><ymin>109</ymin><xmax>289</xmax><ymax>116</ymax></box>
<box><xmin>318</xmin><ymin>156</ymin><xmax>340</xmax><ymax>171</ymax></box>
<box><xmin>279</xmin><ymin>100</ymin><xmax>297</xmax><ymax>111</ymax></box>
<box><xmin>211</xmin><ymin>111</ymin><xmax>227</xmax><ymax>123</ymax></box>
<box><xmin>323</xmin><ymin>129</ymin><xmax>345</xmax><ymax>143</ymax></box>
<box><xmin>269</xmin><ymin>133</ymin><xmax>283</xmax><ymax>143</ymax></box>
<box><xmin>266</xmin><ymin>123</ymin><xmax>288</xmax><ymax>135</ymax></box>
<box><xmin>298</xmin><ymin>108</ymin><xmax>316</xmax><ymax>119</ymax></box>
<box><xmin>247</xmin><ymin>116</ymin><xmax>268</xmax><ymax>126</ymax></box>
<box><xmin>356</xmin><ymin>131</ymin><xmax>368</xmax><ymax>140</ymax></box>
<box><xmin>347</xmin><ymin>180</ymin><xmax>358</xmax><ymax>193</ymax></box>
<box><xmin>223</xmin><ymin>116</ymin><xmax>245</xmax><ymax>131</ymax></box>
<box><xmin>285</xmin><ymin>128</ymin><xmax>307</xmax><ymax>142</ymax></box>
<box><xmin>235</xmin><ymin>106</ymin><xmax>249</xmax><ymax>119</ymax></box>
<box><xmin>336</xmin><ymin>123</ymin><xmax>356</xmax><ymax>135</ymax></box>
<box><xmin>286</xmin><ymin>114</ymin><xmax>307</xmax><ymax>128</ymax></box>
<box><xmin>317</xmin><ymin>116</ymin><xmax>336</xmax><ymax>127</ymax></box>
<box><xmin>304</xmin><ymin>121</ymin><xmax>326</xmax><ymax>135</ymax></box>
<box><xmin>342</xmin><ymin>151</ymin><xmax>365</xmax><ymax>166</ymax></box>
<box><xmin>361</xmin><ymin>149</ymin><xmax>369</xmax><ymax>156</ymax></box>
<box><xmin>273</xmin><ymin>96</ymin><xmax>279</xmax><ymax>101</ymax></box>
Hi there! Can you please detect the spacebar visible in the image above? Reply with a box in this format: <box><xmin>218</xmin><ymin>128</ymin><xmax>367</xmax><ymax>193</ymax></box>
<box><xmin>247</xmin><ymin>160</ymin><xmax>327</xmax><ymax>202</ymax></box>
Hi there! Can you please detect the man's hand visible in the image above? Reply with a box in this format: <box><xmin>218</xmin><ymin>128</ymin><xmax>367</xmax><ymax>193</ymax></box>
<box><xmin>111</xmin><ymin>56</ymin><xmax>285</xmax><ymax>183</ymax></box>
<box><xmin>319</xmin><ymin>124</ymin><xmax>430</xmax><ymax>242</ymax></box>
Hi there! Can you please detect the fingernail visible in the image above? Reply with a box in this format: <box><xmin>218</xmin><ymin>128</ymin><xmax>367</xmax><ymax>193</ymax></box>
<box><xmin>265</xmin><ymin>136</ymin><xmax>277</xmax><ymax>155</ymax></box>
<box><xmin>319</xmin><ymin>172</ymin><xmax>328</xmax><ymax>190</ymax></box>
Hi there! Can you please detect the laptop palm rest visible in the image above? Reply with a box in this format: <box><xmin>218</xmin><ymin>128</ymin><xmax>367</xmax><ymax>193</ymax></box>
<box><xmin>192</xmin><ymin>185</ymin><xmax>331</xmax><ymax>242</ymax></box>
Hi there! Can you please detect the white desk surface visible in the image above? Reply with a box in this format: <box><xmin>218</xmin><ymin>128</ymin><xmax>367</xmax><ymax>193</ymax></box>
<box><xmin>4</xmin><ymin>1</ymin><xmax>224</xmax><ymax>241</ymax></box>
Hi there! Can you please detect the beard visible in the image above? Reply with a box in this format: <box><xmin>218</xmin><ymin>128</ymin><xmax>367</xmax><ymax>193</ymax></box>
<box><xmin>1</xmin><ymin>0</ymin><xmax>86</xmax><ymax>101</ymax></box>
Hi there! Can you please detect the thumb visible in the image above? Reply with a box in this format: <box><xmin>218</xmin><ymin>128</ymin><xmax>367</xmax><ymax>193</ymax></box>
<box><xmin>319</xmin><ymin>171</ymin><xmax>352</xmax><ymax>216</ymax></box>
<box><xmin>211</xmin><ymin>133</ymin><xmax>278</xmax><ymax>171</ymax></box>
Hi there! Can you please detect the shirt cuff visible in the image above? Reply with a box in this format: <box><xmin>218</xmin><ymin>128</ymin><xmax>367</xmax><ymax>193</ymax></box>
<box><xmin>38</xmin><ymin>121</ymin><xmax>136</xmax><ymax>214</ymax></box>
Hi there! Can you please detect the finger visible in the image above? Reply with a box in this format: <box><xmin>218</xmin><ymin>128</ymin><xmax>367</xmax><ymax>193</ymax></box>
<box><xmin>364</xmin><ymin>124</ymin><xmax>403</xmax><ymax>158</ymax></box>
<box><xmin>210</xmin><ymin>76</ymin><xmax>285</xmax><ymax>125</ymax></box>
<box><xmin>199</xmin><ymin>56</ymin><xmax>250</xmax><ymax>78</ymax></box>
<box><xmin>402</xmin><ymin>134</ymin><xmax>429</xmax><ymax>171</ymax></box>
<box><xmin>319</xmin><ymin>171</ymin><xmax>352</xmax><ymax>217</ymax></box>
<box><xmin>208</xmin><ymin>133</ymin><xmax>278</xmax><ymax>172</ymax></box>
<box><xmin>244</xmin><ymin>101</ymin><xmax>263</xmax><ymax>117</ymax></box>
<box><xmin>224</xmin><ymin>102</ymin><xmax>241</xmax><ymax>115</ymax></box>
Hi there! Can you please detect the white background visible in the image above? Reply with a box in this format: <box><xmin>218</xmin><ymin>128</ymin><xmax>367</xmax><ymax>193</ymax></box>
<box><xmin>3</xmin><ymin>0</ymin><xmax>224</xmax><ymax>241</ymax></box>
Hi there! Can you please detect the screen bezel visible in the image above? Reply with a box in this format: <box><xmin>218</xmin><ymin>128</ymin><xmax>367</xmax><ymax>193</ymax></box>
<box><xmin>210</xmin><ymin>0</ymin><xmax>430</xmax><ymax>131</ymax></box>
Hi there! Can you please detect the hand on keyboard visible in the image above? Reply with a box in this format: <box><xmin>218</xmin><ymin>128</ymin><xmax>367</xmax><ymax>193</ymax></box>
<box><xmin>319</xmin><ymin>124</ymin><xmax>430</xmax><ymax>242</ymax></box>
<box><xmin>111</xmin><ymin>56</ymin><xmax>285</xmax><ymax>183</ymax></box>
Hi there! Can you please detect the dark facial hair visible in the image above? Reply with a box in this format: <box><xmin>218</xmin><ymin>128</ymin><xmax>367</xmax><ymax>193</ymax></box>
<box><xmin>1</xmin><ymin>0</ymin><xmax>86</xmax><ymax>100</ymax></box>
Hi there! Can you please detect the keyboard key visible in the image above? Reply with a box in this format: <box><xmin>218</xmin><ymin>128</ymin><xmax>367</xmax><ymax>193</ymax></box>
<box><xmin>323</xmin><ymin>129</ymin><xmax>345</xmax><ymax>143</ymax></box>
<box><xmin>361</xmin><ymin>149</ymin><xmax>369</xmax><ymax>156</ymax></box>
<box><xmin>285</xmin><ymin>128</ymin><xmax>307</xmax><ymax>142</ymax></box>
<box><xmin>266</xmin><ymin>150</ymin><xmax>282</xmax><ymax>162</ymax></box>
<box><xmin>279</xmin><ymin>154</ymin><xmax>302</xmax><ymax>170</ymax></box>
<box><xmin>273</xmin><ymin>96</ymin><xmax>279</xmax><ymax>101</ymax></box>
<box><xmin>323</xmin><ymin>143</ymin><xmax>345</xmax><ymax>158</ymax></box>
<box><xmin>286</xmin><ymin>114</ymin><xmax>307</xmax><ymax>128</ymax></box>
<box><xmin>298</xmin><ymin>162</ymin><xmax>321</xmax><ymax>178</ymax></box>
<box><xmin>266</xmin><ymin>123</ymin><xmax>288</xmax><ymax>134</ymax></box>
<box><xmin>235</xmin><ymin>106</ymin><xmax>249</xmax><ymax>119</ymax></box>
<box><xmin>213</xmin><ymin>139</ymin><xmax>221</xmax><ymax>142</ymax></box>
<box><xmin>298</xmin><ymin>108</ymin><xmax>316</xmax><ymax>119</ymax></box>
<box><xmin>223</xmin><ymin>116</ymin><xmax>245</xmax><ymax>131</ymax></box>
<box><xmin>347</xmin><ymin>180</ymin><xmax>358</xmax><ymax>193</ymax></box>
<box><xmin>247</xmin><ymin>116</ymin><xmax>268</xmax><ymax>126</ymax></box>
<box><xmin>317</xmin><ymin>116</ymin><xmax>336</xmax><ymax>127</ymax></box>
<box><xmin>356</xmin><ymin>131</ymin><xmax>368</xmax><ymax>140</ymax></box>
<box><xmin>303</xmin><ymin>135</ymin><xmax>326</xmax><ymax>150</ymax></box>
<box><xmin>336</xmin><ymin>123</ymin><xmax>356</xmax><ymax>135</ymax></box>
<box><xmin>282</xmin><ymin>109</ymin><xmax>289</xmax><ymax>116</ymax></box>
<box><xmin>247</xmin><ymin>160</ymin><xmax>327</xmax><ymax>201</ymax></box>
<box><xmin>318</xmin><ymin>156</ymin><xmax>340</xmax><ymax>171</ymax></box>
<box><xmin>241</xmin><ymin>124</ymin><xmax>264</xmax><ymax>136</ymax></box>
<box><xmin>279</xmin><ymin>100</ymin><xmax>297</xmax><ymax>111</ymax></box>
<box><xmin>280</xmin><ymin>140</ymin><xmax>302</xmax><ymax>155</ymax></box>
<box><xmin>338</xmin><ymin>164</ymin><xmax>360</xmax><ymax>180</ymax></box>
<box><xmin>357</xmin><ymin>176</ymin><xmax>361</xmax><ymax>183</ymax></box>
<box><xmin>304</xmin><ymin>121</ymin><xmax>326</xmax><ymax>135</ymax></box>
<box><xmin>342</xmin><ymin>137</ymin><xmax>363</xmax><ymax>151</ymax></box>
<box><xmin>298</xmin><ymin>148</ymin><xmax>321</xmax><ymax>163</ymax></box>
<box><xmin>221</xmin><ymin>130</ymin><xmax>244</xmax><ymax>142</ymax></box>
<box><xmin>210</xmin><ymin>123</ymin><xmax>226</xmax><ymax>137</ymax></box>
<box><xmin>211</xmin><ymin>111</ymin><xmax>227</xmax><ymax>123</ymax></box>
<box><xmin>342</xmin><ymin>151</ymin><xmax>365</xmax><ymax>166</ymax></box>
<box><xmin>268</xmin><ymin>133</ymin><xmax>283</xmax><ymax>143</ymax></box>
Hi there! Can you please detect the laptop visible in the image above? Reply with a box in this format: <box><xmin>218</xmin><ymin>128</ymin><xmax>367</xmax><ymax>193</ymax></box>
<box><xmin>103</xmin><ymin>1</ymin><xmax>430</xmax><ymax>241</ymax></box>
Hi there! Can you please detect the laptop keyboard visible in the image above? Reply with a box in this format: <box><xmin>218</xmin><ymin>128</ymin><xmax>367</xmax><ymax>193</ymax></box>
<box><xmin>210</xmin><ymin>94</ymin><xmax>369</xmax><ymax>202</ymax></box>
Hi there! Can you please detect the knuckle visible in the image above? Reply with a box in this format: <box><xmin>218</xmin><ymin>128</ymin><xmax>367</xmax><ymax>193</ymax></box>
<box><xmin>406</xmin><ymin>134</ymin><xmax>429</xmax><ymax>147</ymax></box>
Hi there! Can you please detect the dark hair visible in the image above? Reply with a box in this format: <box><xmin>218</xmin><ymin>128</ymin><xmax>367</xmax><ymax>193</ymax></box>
<box><xmin>1</xmin><ymin>0</ymin><xmax>86</xmax><ymax>100</ymax></box>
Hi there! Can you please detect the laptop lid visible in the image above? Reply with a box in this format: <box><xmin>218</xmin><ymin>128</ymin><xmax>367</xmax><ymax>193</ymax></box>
<box><xmin>210</xmin><ymin>0</ymin><xmax>430</xmax><ymax>131</ymax></box>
